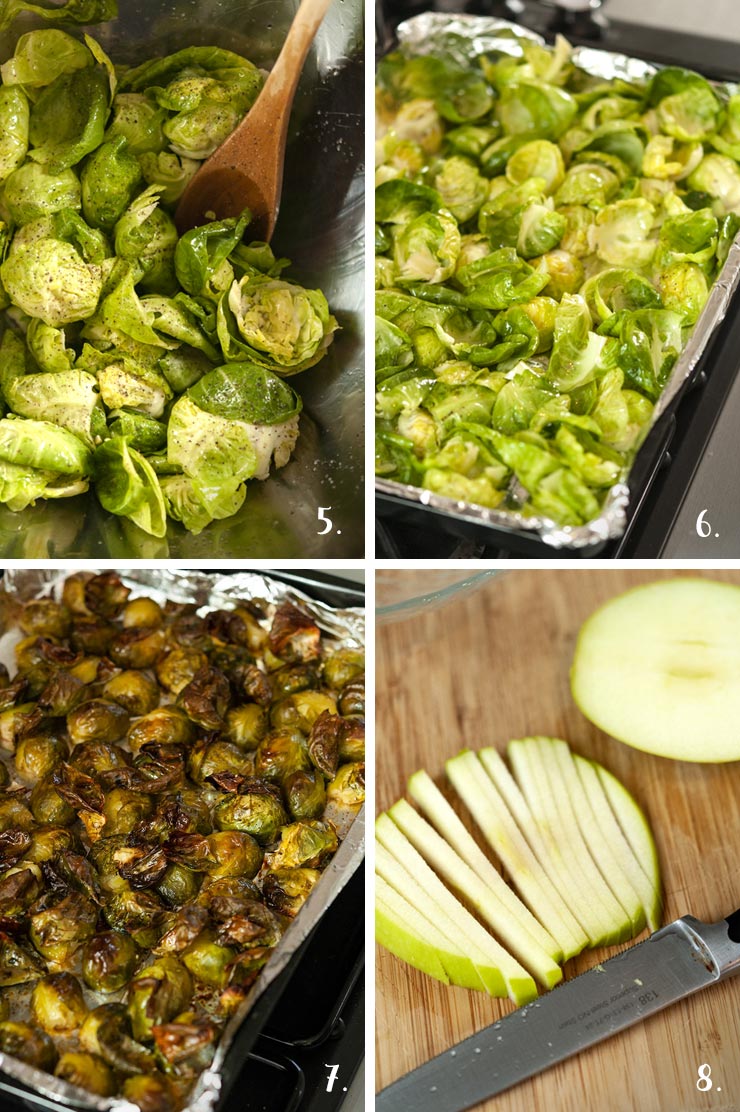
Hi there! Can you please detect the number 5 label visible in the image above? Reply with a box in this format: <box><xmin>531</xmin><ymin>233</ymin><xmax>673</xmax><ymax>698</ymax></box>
<box><xmin>317</xmin><ymin>506</ymin><xmax>333</xmax><ymax>535</ymax></box>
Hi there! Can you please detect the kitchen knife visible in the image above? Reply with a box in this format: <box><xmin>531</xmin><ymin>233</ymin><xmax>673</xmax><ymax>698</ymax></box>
<box><xmin>376</xmin><ymin>909</ymin><xmax>740</xmax><ymax>1112</ymax></box>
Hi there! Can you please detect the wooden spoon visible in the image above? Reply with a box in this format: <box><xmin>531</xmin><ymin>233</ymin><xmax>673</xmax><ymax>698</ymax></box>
<box><xmin>175</xmin><ymin>0</ymin><xmax>333</xmax><ymax>239</ymax></box>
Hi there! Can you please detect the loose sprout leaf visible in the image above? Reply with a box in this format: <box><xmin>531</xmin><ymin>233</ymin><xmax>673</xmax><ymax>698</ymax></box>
<box><xmin>0</xmin><ymin>0</ymin><xmax>117</xmax><ymax>32</ymax></box>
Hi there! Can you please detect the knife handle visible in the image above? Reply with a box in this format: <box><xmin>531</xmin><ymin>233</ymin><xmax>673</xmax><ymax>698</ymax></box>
<box><xmin>676</xmin><ymin>911</ymin><xmax>740</xmax><ymax>980</ymax></box>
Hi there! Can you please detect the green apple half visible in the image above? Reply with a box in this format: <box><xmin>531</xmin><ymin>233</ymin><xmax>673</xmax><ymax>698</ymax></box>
<box><xmin>571</xmin><ymin>577</ymin><xmax>740</xmax><ymax>762</ymax></box>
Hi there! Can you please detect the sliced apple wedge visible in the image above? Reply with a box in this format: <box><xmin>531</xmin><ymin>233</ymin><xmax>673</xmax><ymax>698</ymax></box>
<box><xmin>376</xmin><ymin>876</ymin><xmax>478</xmax><ymax>991</ymax></box>
<box><xmin>477</xmin><ymin>746</ymin><xmax>590</xmax><ymax>957</ymax></box>
<box><xmin>447</xmin><ymin>750</ymin><xmax>587</xmax><ymax>959</ymax></box>
<box><xmin>595</xmin><ymin>763</ymin><xmax>663</xmax><ymax>931</ymax></box>
<box><xmin>571</xmin><ymin>577</ymin><xmax>740</xmax><ymax>762</ymax></box>
<box><xmin>543</xmin><ymin>739</ymin><xmax>646</xmax><ymax>936</ymax></box>
<box><xmin>574</xmin><ymin>755</ymin><xmax>661</xmax><ymax>932</ymax></box>
<box><xmin>407</xmin><ymin>769</ymin><xmax>563</xmax><ymax>964</ymax></box>
<box><xmin>388</xmin><ymin>798</ymin><xmax>561</xmax><ymax>991</ymax></box>
<box><xmin>376</xmin><ymin>813</ymin><xmax>509</xmax><ymax>998</ymax></box>
<box><xmin>376</xmin><ymin>843</ymin><xmax>487</xmax><ymax>991</ymax></box>
<box><xmin>376</xmin><ymin>877</ymin><xmax>450</xmax><ymax>985</ymax></box>
<box><xmin>508</xmin><ymin>738</ymin><xmax>630</xmax><ymax>947</ymax></box>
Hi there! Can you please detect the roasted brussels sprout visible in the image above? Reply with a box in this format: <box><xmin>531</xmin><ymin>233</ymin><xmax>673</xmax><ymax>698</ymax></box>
<box><xmin>268</xmin><ymin>602</ymin><xmax>321</xmax><ymax>662</ymax></box>
<box><xmin>284</xmin><ymin>769</ymin><xmax>327</xmax><ymax>821</ymax></box>
<box><xmin>323</xmin><ymin>649</ymin><xmax>365</xmax><ymax>690</ymax></box>
<box><xmin>152</xmin><ymin>1013</ymin><xmax>218</xmax><ymax>1075</ymax></box>
<box><xmin>263</xmin><ymin>867</ymin><xmax>321</xmax><ymax>918</ymax></box>
<box><xmin>19</xmin><ymin>599</ymin><xmax>71</xmax><ymax>639</ymax></box>
<box><xmin>55</xmin><ymin>1051</ymin><xmax>116</xmax><ymax>1096</ymax></box>
<box><xmin>0</xmin><ymin>793</ymin><xmax>34</xmax><ymax>831</ymax></box>
<box><xmin>0</xmin><ymin>864</ymin><xmax>42</xmax><ymax>922</ymax></box>
<box><xmin>127</xmin><ymin>956</ymin><xmax>193</xmax><ymax>1042</ymax></box>
<box><xmin>128</xmin><ymin>706</ymin><xmax>194</xmax><ymax>753</ymax></box>
<box><xmin>0</xmin><ymin>1020</ymin><xmax>57</xmax><ymax>1070</ymax></box>
<box><xmin>80</xmin><ymin>1003</ymin><xmax>157</xmax><ymax>1074</ymax></box>
<box><xmin>84</xmin><ymin>572</ymin><xmax>131</xmax><ymax>619</ymax></box>
<box><xmin>254</xmin><ymin>730</ymin><xmax>311</xmax><ymax>782</ymax></box>
<box><xmin>157</xmin><ymin>863</ymin><xmax>202</xmax><ymax>908</ymax></box>
<box><xmin>68</xmin><ymin>699</ymin><xmax>130</xmax><ymax>746</ymax></box>
<box><xmin>122</xmin><ymin>1072</ymin><xmax>176</xmax><ymax>1112</ymax></box>
<box><xmin>268</xmin><ymin>820</ymin><xmax>338</xmax><ymax>870</ymax></box>
<box><xmin>224</xmin><ymin>703</ymin><xmax>268</xmax><ymax>750</ymax></box>
<box><xmin>82</xmin><ymin>931</ymin><xmax>138</xmax><ymax>994</ymax></box>
<box><xmin>178</xmin><ymin>665</ymin><xmax>231</xmax><ymax>730</ymax></box>
<box><xmin>0</xmin><ymin>702</ymin><xmax>39</xmax><ymax>752</ymax></box>
<box><xmin>104</xmin><ymin>887</ymin><xmax>166</xmax><ymax>934</ymax></box>
<box><xmin>270</xmin><ymin>690</ymin><xmax>337</xmax><ymax>733</ymax></box>
<box><xmin>156</xmin><ymin>648</ymin><xmax>208</xmax><ymax>694</ymax></box>
<box><xmin>206</xmin><ymin>830</ymin><xmax>262</xmax><ymax>879</ymax></box>
<box><xmin>307</xmin><ymin>711</ymin><xmax>343</xmax><ymax>778</ymax></box>
<box><xmin>69</xmin><ymin>620</ymin><xmax>116</xmax><ymax>656</ymax></box>
<box><xmin>0</xmin><ymin>933</ymin><xmax>46</xmax><ymax>985</ymax></box>
<box><xmin>182</xmin><ymin>929</ymin><xmax>236</xmax><ymax>988</ymax></box>
<box><xmin>30</xmin><ymin>893</ymin><xmax>98</xmax><ymax>967</ymax></box>
<box><xmin>14</xmin><ymin>726</ymin><xmax>67</xmax><ymax>781</ymax></box>
<box><xmin>36</xmin><ymin>670</ymin><xmax>86</xmax><ymax>717</ymax></box>
<box><xmin>102</xmin><ymin>669</ymin><xmax>160</xmax><ymax>716</ymax></box>
<box><xmin>215</xmin><ymin>781</ymin><xmax>287</xmax><ymax>843</ymax></box>
<box><xmin>30</xmin><ymin>778</ymin><xmax>76</xmax><ymax>825</ymax></box>
<box><xmin>327</xmin><ymin>762</ymin><xmax>366</xmax><ymax>807</ymax></box>
<box><xmin>71</xmin><ymin>739</ymin><xmax>131</xmax><ymax>778</ymax></box>
<box><xmin>270</xmin><ymin>660</ymin><xmax>322</xmax><ymax>698</ymax></box>
<box><xmin>109</xmin><ymin>626</ymin><xmax>167</xmax><ymax>669</ymax></box>
<box><xmin>339</xmin><ymin>720</ymin><xmax>365</xmax><ymax>762</ymax></box>
<box><xmin>122</xmin><ymin>596</ymin><xmax>164</xmax><ymax>628</ymax></box>
<box><xmin>31</xmin><ymin>973</ymin><xmax>88</xmax><ymax>1034</ymax></box>
<box><xmin>103</xmin><ymin>787</ymin><xmax>154</xmax><ymax>836</ymax></box>
<box><xmin>188</xmin><ymin>737</ymin><xmax>248</xmax><ymax>784</ymax></box>
<box><xmin>24</xmin><ymin>825</ymin><xmax>75</xmax><ymax>864</ymax></box>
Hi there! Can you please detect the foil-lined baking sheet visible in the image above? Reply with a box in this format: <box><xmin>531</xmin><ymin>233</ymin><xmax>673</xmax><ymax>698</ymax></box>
<box><xmin>376</xmin><ymin>13</ymin><xmax>740</xmax><ymax>549</ymax></box>
<box><xmin>0</xmin><ymin>569</ymin><xmax>365</xmax><ymax>1112</ymax></box>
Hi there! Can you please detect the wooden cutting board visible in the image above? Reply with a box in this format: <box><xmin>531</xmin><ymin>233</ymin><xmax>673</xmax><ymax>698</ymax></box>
<box><xmin>376</xmin><ymin>569</ymin><xmax>740</xmax><ymax>1112</ymax></box>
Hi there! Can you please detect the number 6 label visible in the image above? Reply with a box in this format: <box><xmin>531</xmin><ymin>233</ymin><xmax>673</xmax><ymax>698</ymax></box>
<box><xmin>695</xmin><ymin>510</ymin><xmax>716</xmax><ymax>539</ymax></box>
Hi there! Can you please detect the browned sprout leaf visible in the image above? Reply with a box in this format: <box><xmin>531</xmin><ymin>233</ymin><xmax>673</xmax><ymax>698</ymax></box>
<box><xmin>84</xmin><ymin>573</ymin><xmax>131</xmax><ymax>619</ymax></box>
<box><xmin>268</xmin><ymin>601</ymin><xmax>321</xmax><ymax>662</ymax></box>
<box><xmin>178</xmin><ymin>665</ymin><xmax>231</xmax><ymax>730</ymax></box>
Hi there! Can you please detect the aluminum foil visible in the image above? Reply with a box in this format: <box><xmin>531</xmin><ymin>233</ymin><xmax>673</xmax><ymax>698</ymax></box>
<box><xmin>376</xmin><ymin>13</ymin><xmax>740</xmax><ymax>549</ymax></box>
<box><xmin>0</xmin><ymin>569</ymin><xmax>365</xmax><ymax>1112</ymax></box>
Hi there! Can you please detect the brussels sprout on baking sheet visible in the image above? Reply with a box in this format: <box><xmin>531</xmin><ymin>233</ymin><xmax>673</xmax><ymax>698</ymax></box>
<box><xmin>376</xmin><ymin>15</ymin><xmax>740</xmax><ymax>543</ymax></box>
<box><xmin>0</xmin><ymin>568</ymin><xmax>365</xmax><ymax>1111</ymax></box>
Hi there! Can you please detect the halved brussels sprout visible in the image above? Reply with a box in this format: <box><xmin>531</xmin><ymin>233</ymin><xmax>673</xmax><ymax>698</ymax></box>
<box><xmin>267</xmin><ymin>820</ymin><xmax>338</xmax><ymax>870</ymax></box>
<box><xmin>30</xmin><ymin>892</ymin><xmax>97</xmax><ymax>966</ymax></box>
<box><xmin>205</xmin><ymin>830</ymin><xmax>262</xmax><ymax>880</ymax></box>
<box><xmin>262</xmin><ymin>867</ymin><xmax>321</xmax><ymax>918</ymax></box>
<box><xmin>122</xmin><ymin>596</ymin><xmax>164</xmax><ymax>628</ymax></box>
<box><xmin>68</xmin><ymin>698</ymin><xmax>129</xmax><ymax>745</ymax></box>
<box><xmin>55</xmin><ymin>1051</ymin><xmax>116</xmax><ymax>1097</ymax></box>
<box><xmin>81</xmin><ymin>931</ymin><xmax>138</xmax><ymax>994</ymax></box>
<box><xmin>254</xmin><ymin>730</ymin><xmax>311</xmax><ymax>783</ymax></box>
<box><xmin>284</xmin><ymin>769</ymin><xmax>326</xmax><ymax>821</ymax></box>
<box><xmin>269</xmin><ymin>691</ymin><xmax>337</xmax><ymax>733</ymax></box>
<box><xmin>0</xmin><ymin>1019</ymin><xmax>57</xmax><ymax>1069</ymax></box>
<box><xmin>127</xmin><ymin>955</ymin><xmax>193</xmax><ymax>1042</ymax></box>
<box><xmin>128</xmin><ymin>705</ymin><xmax>194</xmax><ymax>753</ymax></box>
<box><xmin>102</xmin><ymin>669</ymin><xmax>160</xmax><ymax>716</ymax></box>
<box><xmin>327</xmin><ymin>762</ymin><xmax>366</xmax><ymax>807</ymax></box>
<box><xmin>322</xmin><ymin>649</ymin><xmax>365</xmax><ymax>691</ymax></box>
<box><xmin>14</xmin><ymin>726</ymin><xmax>68</xmax><ymax>781</ymax></box>
<box><xmin>31</xmin><ymin>972</ymin><xmax>87</xmax><ymax>1034</ymax></box>
<box><xmin>109</xmin><ymin>626</ymin><xmax>167</xmax><ymax>669</ymax></box>
<box><xmin>121</xmin><ymin>1072</ymin><xmax>176</xmax><ymax>1112</ymax></box>
<box><xmin>214</xmin><ymin>782</ymin><xmax>287</xmax><ymax>843</ymax></box>
<box><xmin>181</xmin><ymin>928</ymin><xmax>236</xmax><ymax>988</ymax></box>
<box><xmin>224</xmin><ymin>703</ymin><xmax>268</xmax><ymax>751</ymax></box>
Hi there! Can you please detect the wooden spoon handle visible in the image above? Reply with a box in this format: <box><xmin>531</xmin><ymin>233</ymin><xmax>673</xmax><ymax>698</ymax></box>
<box><xmin>256</xmin><ymin>0</ymin><xmax>333</xmax><ymax>119</ymax></box>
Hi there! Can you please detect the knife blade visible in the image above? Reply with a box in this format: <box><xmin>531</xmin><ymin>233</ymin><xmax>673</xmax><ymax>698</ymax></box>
<box><xmin>376</xmin><ymin>909</ymin><xmax>740</xmax><ymax>1112</ymax></box>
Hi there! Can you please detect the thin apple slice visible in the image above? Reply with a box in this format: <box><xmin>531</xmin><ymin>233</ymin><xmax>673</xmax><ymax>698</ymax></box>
<box><xmin>447</xmin><ymin>750</ymin><xmax>588</xmax><ymax>960</ymax></box>
<box><xmin>574</xmin><ymin>755</ymin><xmax>661</xmax><ymax>932</ymax></box>
<box><xmin>509</xmin><ymin>738</ymin><xmax>633</xmax><ymax>946</ymax></box>
<box><xmin>376</xmin><ymin>813</ymin><xmax>509</xmax><ymax>998</ymax></box>
<box><xmin>477</xmin><ymin>746</ymin><xmax>590</xmax><ymax>955</ymax></box>
<box><xmin>408</xmin><ymin>769</ymin><xmax>562</xmax><ymax>964</ymax></box>
<box><xmin>544</xmin><ymin>739</ymin><xmax>646</xmax><ymax>936</ymax></box>
<box><xmin>376</xmin><ymin>877</ymin><xmax>450</xmax><ymax>985</ymax></box>
<box><xmin>376</xmin><ymin>843</ymin><xmax>487</xmax><ymax>991</ymax></box>
<box><xmin>389</xmin><ymin>798</ymin><xmax>561</xmax><ymax>992</ymax></box>
<box><xmin>596</xmin><ymin>763</ymin><xmax>663</xmax><ymax>930</ymax></box>
<box><xmin>571</xmin><ymin>577</ymin><xmax>740</xmax><ymax>763</ymax></box>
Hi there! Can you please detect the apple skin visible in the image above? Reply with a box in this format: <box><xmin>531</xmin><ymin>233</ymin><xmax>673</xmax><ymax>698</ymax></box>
<box><xmin>571</xmin><ymin>578</ymin><xmax>740</xmax><ymax>763</ymax></box>
<box><xmin>376</xmin><ymin>901</ymin><xmax>450</xmax><ymax>986</ymax></box>
<box><xmin>595</xmin><ymin>763</ymin><xmax>662</xmax><ymax>932</ymax></box>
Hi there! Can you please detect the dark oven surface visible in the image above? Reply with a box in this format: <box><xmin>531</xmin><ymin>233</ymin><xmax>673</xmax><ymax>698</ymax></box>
<box><xmin>375</xmin><ymin>1</ymin><xmax>740</xmax><ymax>559</ymax></box>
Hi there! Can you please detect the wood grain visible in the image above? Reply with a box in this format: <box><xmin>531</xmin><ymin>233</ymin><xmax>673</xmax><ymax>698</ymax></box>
<box><xmin>376</xmin><ymin>569</ymin><xmax>740</xmax><ymax>1112</ymax></box>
